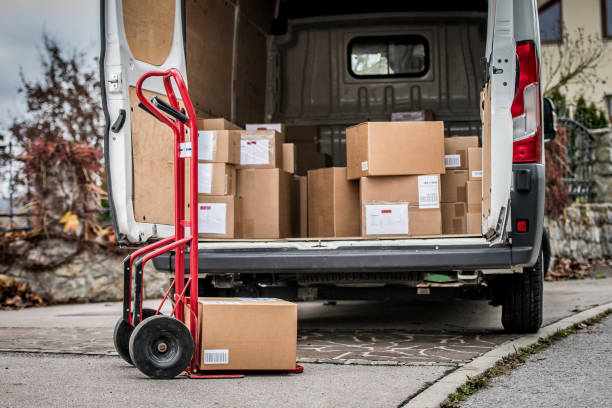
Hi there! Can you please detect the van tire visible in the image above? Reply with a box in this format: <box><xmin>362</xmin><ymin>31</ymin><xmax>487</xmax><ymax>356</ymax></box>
<box><xmin>501</xmin><ymin>251</ymin><xmax>543</xmax><ymax>333</ymax></box>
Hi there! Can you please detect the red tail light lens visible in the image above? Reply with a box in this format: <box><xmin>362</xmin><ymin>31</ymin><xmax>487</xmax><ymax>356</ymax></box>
<box><xmin>511</xmin><ymin>41</ymin><xmax>542</xmax><ymax>163</ymax></box>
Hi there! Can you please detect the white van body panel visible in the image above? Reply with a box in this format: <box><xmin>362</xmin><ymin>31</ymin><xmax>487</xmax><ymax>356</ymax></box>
<box><xmin>103</xmin><ymin>0</ymin><xmax>185</xmax><ymax>242</ymax></box>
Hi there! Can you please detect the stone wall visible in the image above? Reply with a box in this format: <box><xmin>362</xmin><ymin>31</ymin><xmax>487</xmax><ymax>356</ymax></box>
<box><xmin>593</xmin><ymin>129</ymin><xmax>612</xmax><ymax>203</ymax></box>
<box><xmin>545</xmin><ymin>203</ymin><xmax>612</xmax><ymax>263</ymax></box>
<box><xmin>1</xmin><ymin>239</ymin><xmax>168</xmax><ymax>303</ymax></box>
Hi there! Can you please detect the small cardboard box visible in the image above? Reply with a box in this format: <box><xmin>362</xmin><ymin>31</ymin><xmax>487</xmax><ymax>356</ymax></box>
<box><xmin>298</xmin><ymin>176</ymin><xmax>308</xmax><ymax>238</ymax></box>
<box><xmin>236</xmin><ymin>168</ymin><xmax>293</xmax><ymax>238</ymax></box>
<box><xmin>308</xmin><ymin>167</ymin><xmax>359</xmax><ymax>237</ymax></box>
<box><xmin>467</xmin><ymin>147</ymin><xmax>483</xmax><ymax>180</ymax></box>
<box><xmin>246</xmin><ymin>123</ymin><xmax>286</xmax><ymax>140</ymax></box>
<box><xmin>444</xmin><ymin>136</ymin><xmax>479</xmax><ymax>170</ymax></box>
<box><xmin>442</xmin><ymin>202</ymin><xmax>467</xmax><ymax>235</ymax></box>
<box><xmin>282</xmin><ymin>143</ymin><xmax>296</xmax><ymax>174</ymax></box>
<box><xmin>391</xmin><ymin>110</ymin><xmax>434</xmax><ymax>122</ymax></box>
<box><xmin>197</xmin><ymin>130</ymin><xmax>241</xmax><ymax>164</ymax></box>
<box><xmin>346</xmin><ymin>122</ymin><xmax>445</xmax><ymax>180</ymax></box>
<box><xmin>197</xmin><ymin>195</ymin><xmax>235</xmax><ymax>239</ymax></box>
<box><xmin>238</xmin><ymin>130</ymin><xmax>283</xmax><ymax>169</ymax></box>
<box><xmin>197</xmin><ymin>118</ymin><xmax>242</xmax><ymax>131</ymax></box>
<box><xmin>197</xmin><ymin>163</ymin><xmax>235</xmax><ymax>195</ymax></box>
<box><xmin>360</xmin><ymin>175</ymin><xmax>442</xmax><ymax>237</ymax></box>
<box><xmin>441</xmin><ymin>170</ymin><xmax>468</xmax><ymax>203</ymax></box>
<box><xmin>190</xmin><ymin>298</ymin><xmax>297</xmax><ymax>371</ymax></box>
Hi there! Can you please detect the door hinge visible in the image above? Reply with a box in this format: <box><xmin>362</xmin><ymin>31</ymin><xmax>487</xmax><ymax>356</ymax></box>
<box><xmin>108</xmin><ymin>72</ymin><xmax>122</xmax><ymax>93</ymax></box>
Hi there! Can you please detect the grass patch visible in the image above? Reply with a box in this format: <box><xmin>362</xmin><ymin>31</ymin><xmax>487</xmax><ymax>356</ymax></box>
<box><xmin>440</xmin><ymin>308</ymin><xmax>612</xmax><ymax>408</ymax></box>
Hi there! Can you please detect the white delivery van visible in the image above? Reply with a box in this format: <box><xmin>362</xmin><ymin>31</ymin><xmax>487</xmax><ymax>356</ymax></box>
<box><xmin>101</xmin><ymin>0</ymin><xmax>556</xmax><ymax>333</ymax></box>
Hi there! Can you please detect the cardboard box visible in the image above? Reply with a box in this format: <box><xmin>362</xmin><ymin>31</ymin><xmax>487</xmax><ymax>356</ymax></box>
<box><xmin>444</xmin><ymin>136</ymin><xmax>479</xmax><ymax>170</ymax></box>
<box><xmin>238</xmin><ymin>130</ymin><xmax>283</xmax><ymax>169</ymax></box>
<box><xmin>286</xmin><ymin>125</ymin><xmax>318</xmax><ymax>143</ymax></box>
<box><xmin>190</xmin><ymin>298</ymin><xmax>297</xmax><ymax>371</ymax></box>
<box><xmin>236</xmin><ymin>168</ymin><xmax>293</xmax><ymax>238</ymax></box>
<box><xmin>295</xmin><ymin>143</ymin><xmax>327</xmax><ymax>176</ymax></box>
<box><xmin>197</xmin><ymin>195</ymin><xmax>235</xmax><ymax>239</ymax></box>
<box><xmin>441</xmin><ymin>170</ymin><xmax>468</xmax><ymax>203</ymax></box>
<box><xmin>442</xmin><ymin>202</ymin><xmax>467</xmax><ymax>235</ymax></box>
<box><xmin>246</xmin><ymin>123</ymin><xmax>285</xmax><ymax>140</ymax></box>
<box><xmin>197</xmin><ymin>130</ymin><xmax>241</xmax><ymax>164</ymax></box>
<box><xmin>282</xmin><ymin>143</ymin><xmax>296</xmax><ymax>174</ymax></box>
<box><xmin>197</xmin><ymin>163</ymin><xmax>235</xmax><ymax>195</ymax></box>
<box><xmin>467</xmin><ymin>212</ymin><xmax>481</xmax><ymax>235</ymax></box>
<box><xmin>360</xmin><ymin>175</ymin><xmax>442</xmax><ymax>237</ymax></box>
<box><xmin>298</xmin><ymin>176</ymin><xmax>308</xmax><ymax>238</ymax></box>
<box><xmin>467</xmin><ymin>147</ymin><xmax>483</xmax><ymax>180</ymax></box>
<box><xmin>308</xmin><ymin>167</ymin><xmax>359</xmax><ymax>237</ymax></box>
<box><xmin>391</xmin><ymin>110</ymin><xmax>434</xmax><ymax>122</ymax></box>
<box><xmin>466</xmin><ymin>180</ymin><xmax>482</xmax><ymax>235</ymax></box>
<box><xmin>197</xmin><ymin>118</ymin><xmax>242</xmax><ymax>131</ymax></box>
<box><xmin>346</xmin><ymin>122</ymin><xmax>445</xmax><ymax>180</ymax></box>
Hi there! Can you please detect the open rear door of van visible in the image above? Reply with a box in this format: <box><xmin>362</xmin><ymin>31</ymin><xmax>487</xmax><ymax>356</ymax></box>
<box><xmin>101</xmin><ymin>0</ymin><xmax>187</xmax><ymax>243</ymax></box>
<box><xmin>482</xmin><ymin>0</ymin><xmax>516</xmax><ymax>244</ymax></box>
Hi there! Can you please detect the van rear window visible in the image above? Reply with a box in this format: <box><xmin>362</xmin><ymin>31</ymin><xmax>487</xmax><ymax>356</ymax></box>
<box><xmin>348</xmin><ymin>35</ymin><xmax>429</xmax><ymax>78</ymax></box>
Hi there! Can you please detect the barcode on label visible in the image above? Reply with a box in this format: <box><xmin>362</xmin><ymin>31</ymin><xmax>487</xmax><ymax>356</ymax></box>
<box><xmin>204</xmin><ymin>349</ymin><xmax>229</xmax><ymax>365</ymax></box>
<box><xmin>445</xmin><ymin>154</ymin><xmax>461</xmax><ymax>168</ymax></box>
<box><xmin>418</xmin><ymin>175</ymin><xmax>440</xmax><ymax>209</ymax></box>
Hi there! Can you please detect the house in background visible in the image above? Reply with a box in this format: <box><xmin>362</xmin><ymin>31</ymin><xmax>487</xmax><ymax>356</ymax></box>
<box><xmin>538</xmin><ymin>0</ymin><xmax>612</xmax><ymax>118</ymax></box>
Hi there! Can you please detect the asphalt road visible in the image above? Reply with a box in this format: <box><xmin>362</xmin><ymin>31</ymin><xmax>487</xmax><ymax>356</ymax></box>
<box><xmin>461</xmin><ymin>314</ymin><xmax>612</xmax><ymax>408</ymax></box>
<box><xmin>0</xmin><ymin>279</ymin><xmax>611</xmax><ymax>407</ymax></box>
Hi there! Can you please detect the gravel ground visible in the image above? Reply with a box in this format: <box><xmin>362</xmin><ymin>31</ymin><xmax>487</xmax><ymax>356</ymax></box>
<box><xmin>461</xmin><ymin>315</ymin><xmax>612</xmax><ymax>408</ymax></box>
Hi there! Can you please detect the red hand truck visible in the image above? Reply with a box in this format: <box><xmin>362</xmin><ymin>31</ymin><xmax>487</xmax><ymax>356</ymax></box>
<box><xmin>112</xmin><ymin>68</ymin><xmax>221</xmax><ymax>379</ymax></box>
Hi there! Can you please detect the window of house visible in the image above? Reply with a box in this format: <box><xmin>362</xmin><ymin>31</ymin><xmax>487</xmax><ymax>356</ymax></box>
<box><xmin>348</xmin><ymin>35</ymin><xmax>429</xmax><ymax>78</ymax></box>
<box><xmin>602</xmin><ymin>0</ymin><xmax>612</xmax><ymax>38</ymax></box>
<box><xmin>539</xmin><ymin>0</ymin><xmax>563</xmax><ymax>43</ymax></box>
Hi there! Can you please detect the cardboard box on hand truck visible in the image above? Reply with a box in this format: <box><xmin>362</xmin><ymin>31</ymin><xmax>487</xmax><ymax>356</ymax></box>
<box><xmin>187</xmin><ymin>298</ymin><xmax>297</xmax><ymax>371</ymax></box>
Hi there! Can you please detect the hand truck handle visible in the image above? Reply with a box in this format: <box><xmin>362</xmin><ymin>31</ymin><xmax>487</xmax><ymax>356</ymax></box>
<box><xmin>151</xmin><ymin>96</ymin><xmax>188</xmax><ymax>124</ymax></box>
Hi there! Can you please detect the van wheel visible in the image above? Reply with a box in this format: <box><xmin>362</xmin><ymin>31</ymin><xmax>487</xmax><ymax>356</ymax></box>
<box><xmin>501</xmin><ymin>251</ymin><xmax>544</xmax><ymax>333</ymax></box>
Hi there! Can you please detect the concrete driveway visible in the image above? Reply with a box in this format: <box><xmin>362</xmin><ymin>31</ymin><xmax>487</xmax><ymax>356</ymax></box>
<box><xmin>1</xmin><ymin>279</ymin><xmax>611</xmax><ymax>407</ymax></box>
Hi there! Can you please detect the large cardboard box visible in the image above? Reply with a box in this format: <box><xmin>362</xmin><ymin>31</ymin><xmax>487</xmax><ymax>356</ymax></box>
<box><xmin>467</xmin><ymin>147</ymin><xmax>483</xmax><ymax>180</ymax></box>
<box><xmin>298</xmin><ymin>176</ymin><xmax>308</xmax><ymax>238</ymax></box>
<box><xmin>198</xmin><ymin>118</ymin><xmax>242</xmax><ymax>131</ymax></box>
<box><xmin>308</xmin><ymin>167</ymin><xmax>359</xmax><ymax>237</ymax></box>
<box><xmin>346</xmin><ymin>122</ymin><xmax>445</xmax><ymax>180</ymax></box>
<box><xmin>190</xmin><ymin>298</ymin><xmax>297</xmax><ymax>371</ymax></box>
<box><xmin>444</xmin><ymin>136</ymin><xmax>479</xmax><ymax>170</ymax></box>
<box><xmin>197</xmin><ymin>163</ymin><xmax>235</xmax><ymax>195</ymax></box>
<box><xmin>441</xmin><ymin>202</ymin><xmax>467</xmax><ymax>235</ymax></box>
<box><xmin>360</xmin><ymin>175</ymin><xmax>442</xmax><ymax>237</ymax></box>
<box><xmin>236</xmin><ymin>168</ymin><xmax>293</xmax><ymax>238</ymax></box>
<box><xmin>282</xmin><ymin>143</ymin><xmax>296</xmax><ymax>174</ymax></box>
<box><xmin>238</xmin><ymin>130</ymin><xmax>283</xmax><ymax>169</ymax></box>
<box><xmin>197</xmin><ymin>130</ymin><xmax>241</xmax><ymax>164</ymax></box>
<box><xmin>197</xmin><ymin>195</ymin><xmax>235</xmax><ymax>239</ymax></box>
<box><xmin>441</xmin><ymin>170</ymin><xmax>468</xmax><ymax>203</ymax></box>
<box><xmin>466</xmin><ymin>180</ymin><xmax>482</xmax><ymax>235</ymax></box>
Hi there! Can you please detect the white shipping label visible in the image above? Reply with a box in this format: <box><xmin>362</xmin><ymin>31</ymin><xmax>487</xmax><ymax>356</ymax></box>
<box><xmin>417</xmin><ymin>175</ymin><xmax>440</xmax><ymax>209</ymax></box>
<box><xmin>198</xmin><ymin>131</ymin><xmax>215</xmax><ymax>161</ymax></box>
<box><xmin>198</xmin><ymin>163</ymin><xmax>213</xmax><ymax>194</ymax></box>
<box><xmin>445</xmin><ymin>154</ymin><xmax>461</xmax><ymax>168</ymax></box>
<box><xmin>472</xmin><ymin>170</ymin><xmax>483</xmax><ymax>178</ymax></box>
<box><xmin>361</xmin><ymin>161</ymin><xmax>369</xmax><ymax>171</ymax></box>
<box><xmin>240</xmin><ymin>138</ymin><xmax>270</xmax><ymax>165</ymax></box>
<box><xmin>203</xmin><ymin>349</ymin><xmax>229</xmax><ymax>365</ymax></box>
<box><xmin>198</xmin><ymin>203</ymin><xmax>227</xmax><ymax>235</ymax></box>
<box><xmin>179</xmin><ymin>142</ymin><xmax>192</xmax><ymax>158</ymax></box>
<box><xmin>365</xmin><ymin>204</ymin><xmax>409</xmax><ymax>235</ymax></box>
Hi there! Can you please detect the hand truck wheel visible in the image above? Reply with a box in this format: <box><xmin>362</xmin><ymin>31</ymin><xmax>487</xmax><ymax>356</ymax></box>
<box><xmin>113</xmin><ymin>308</ymin><xmax>159</xmax><ymax>365</ymax></box>
<box><xmin>128</xmin><ymin>315</ymin><xmax>194</xmax><ymax>379</ymax></box>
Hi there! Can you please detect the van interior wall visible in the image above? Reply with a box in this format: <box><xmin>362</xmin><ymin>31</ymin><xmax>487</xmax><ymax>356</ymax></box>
<box><xmin>185</xmin><ymin>0</ymin><xmax>275</xmax><ymax>126</ymax></box>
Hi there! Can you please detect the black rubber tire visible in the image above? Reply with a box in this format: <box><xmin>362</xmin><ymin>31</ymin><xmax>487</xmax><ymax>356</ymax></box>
<box><xmin>501</xmin><ymin>251</ymin><xmax>544</xmax><ymax>333</ymax></box>
<box><xmin>542</xmin><ymin>227</ymin><xmax>552</xmax><ymax>274</ymax></box>
<box><xmin>128</xmin><ymin>315</ymin><xmax>194</xmax><ymax>379</ymax></box>
<box><xmin>113</xmin><ymin>308</ymin><xmax>158</xmax><ymax>365</ymax></box>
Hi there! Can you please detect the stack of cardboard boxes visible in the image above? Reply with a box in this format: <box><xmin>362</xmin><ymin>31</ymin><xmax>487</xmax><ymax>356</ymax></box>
<box><xmin>440</xmin><ymin>136</ymin><xmax>483</xmax><ymax>235</ymax></box>
<box><xmin>193</xmin><ymin>117</ymin><xmax>483</xmax><ymax>240</ymax></box>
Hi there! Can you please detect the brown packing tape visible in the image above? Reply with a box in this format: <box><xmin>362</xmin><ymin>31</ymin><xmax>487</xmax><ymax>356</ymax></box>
<box><xmin>453</xmin><ymin>218</ymin><xmax>465</xmax><ymax>233</ymax></box>
<box><xmin>456</xmin><ymin>186</ymin><xmax>466</xmax><ymax>202</ymax></box>
<box><xmin>453</xmin><ymin>203</ymin><xmax>466</xmax><ymax>217</ymax></box>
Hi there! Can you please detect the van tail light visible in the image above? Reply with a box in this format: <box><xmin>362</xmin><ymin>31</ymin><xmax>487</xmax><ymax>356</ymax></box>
<box><xmin>511</xmin><ymin>41</ymin><xmax>542</xmax><ymax>163</ymax></box>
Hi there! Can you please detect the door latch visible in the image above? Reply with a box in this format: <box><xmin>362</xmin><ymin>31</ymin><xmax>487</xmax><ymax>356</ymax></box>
<box><xmin>108</xmin><ymin>72</ymin><xmax>122</xmax><ymax>93</ymax></box>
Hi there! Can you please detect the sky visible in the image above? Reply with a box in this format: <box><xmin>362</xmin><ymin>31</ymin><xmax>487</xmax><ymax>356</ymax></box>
<box><xmin>0</xmin><ymin>1</ymin><xmax>100</xmax><ymax>133</ymax></box>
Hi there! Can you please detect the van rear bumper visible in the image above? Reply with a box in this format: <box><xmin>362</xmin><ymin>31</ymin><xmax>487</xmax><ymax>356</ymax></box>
<box><xmin>152</xmin><ymin>243</ymin><xmax>538</xmax><ymax>274</ymax></box>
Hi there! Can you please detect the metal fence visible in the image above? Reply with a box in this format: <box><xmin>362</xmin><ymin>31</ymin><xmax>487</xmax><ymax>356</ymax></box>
<box><xmin>556</xmin><ymin>117</ymin><xmax>597</xmax><ymax>201</ymax></box>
